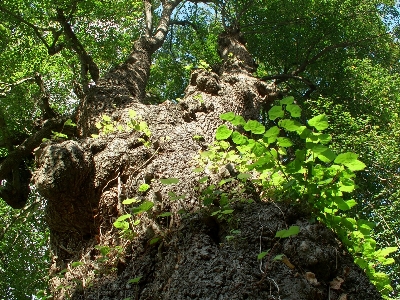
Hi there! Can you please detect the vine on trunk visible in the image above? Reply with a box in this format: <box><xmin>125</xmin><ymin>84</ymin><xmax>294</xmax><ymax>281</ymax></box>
<box><xmin>195</xmin><ymin>96</ymin><xmax>397</xmax><ymax>298</ymax></box>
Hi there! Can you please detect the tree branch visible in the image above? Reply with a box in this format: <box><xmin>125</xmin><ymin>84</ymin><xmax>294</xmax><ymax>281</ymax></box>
<box><xmin>170</xmin><ymin>20</ymin><xmax>199</xmax><ymax>32</ymax></box>
<box><xmin>34</xmin><ymin>73</ymin><xmax>58</xmax><ymax>120</ymax></box>
<box><xmin>0</xmin><ymin>115</ymin><xmax>69</xmax><ymax>209</ymax></box>
<box><xmin>56</xmin><ymin>9</ymin><xmax>100</xmax><ymax>84</ymax></box>
<box><xmin>292</xmin><ymin>34</ymin><xmax>386</xmax><ymax>76</ymax></box>
<box><xmin>151</xmin><ymin>0</ymin><xmax>183</xmax><ymax>47</ymax></box>
<box><xmin>261</xmin><ymin>73</ymin><xmax>317</xmax><ymax>98</ymax></box>
<box><xmin>0</xmin><ymin>76</ymin><xmax>34</xmax><ymax>98</ymax></box>
<box><xmin>144</xmin><ymin>0</ymin><xmax>153</xmax><ymax>37</ymax></box>
<box><xmin>261</xmin><ymin>74</ymin><xmax>316</xmax><ymax>89</ymax></box>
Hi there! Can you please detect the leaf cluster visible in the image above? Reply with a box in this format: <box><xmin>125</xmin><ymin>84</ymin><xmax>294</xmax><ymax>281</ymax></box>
<box><xmin>203</xmin><ymin>97</ymin><xmax>397</xmax><ymax>297</ymax></box>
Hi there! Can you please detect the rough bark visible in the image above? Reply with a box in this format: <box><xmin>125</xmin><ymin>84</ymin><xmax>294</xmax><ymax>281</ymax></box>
<box><xmin>32</xmin><ymin>26</ymin><xmax>382</xmax><ymax>300</ymax></box>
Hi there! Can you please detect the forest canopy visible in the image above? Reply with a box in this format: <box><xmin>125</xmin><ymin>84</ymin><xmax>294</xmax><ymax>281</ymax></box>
<box><xmin>0</xmin><ymin>0</ymin><xmax>400</xmax><ymax>299</ymax></box>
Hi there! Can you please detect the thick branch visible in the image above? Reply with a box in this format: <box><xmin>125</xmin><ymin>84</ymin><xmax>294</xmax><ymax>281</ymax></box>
<box><xmin>151</xmin><ymin>0</ymin><xmax>183</xmax><ymax>48</ymax></box>
<box><xmin>34</xmin><ymin>73</ymin><xmax>58</xmax><ymax>120</ymax></box>
<box><xmin>56</xmin><ymin>9</ymin><xmax>100</xmax><ymax>84</ymax></box>
<box><xmin>0</xmin><ymin>116</ymin><xmax>68</xmax><ymax>208</ymax></box>
<box><xmin>0</xmin><ymin>117</ymin><xmax>68</xmax><ymax>182</ymax></box>
<box><xmin>144</xmin><ymin>0</ymin><xmax>153</xmax><ymax>36</ymax></box>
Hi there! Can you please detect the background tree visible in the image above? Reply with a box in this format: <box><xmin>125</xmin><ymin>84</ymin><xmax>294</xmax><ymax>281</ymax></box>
<box><xmin>0</xmin><ymin>0</ymin><xmax>399</xmax><ymax>299</ymax></box>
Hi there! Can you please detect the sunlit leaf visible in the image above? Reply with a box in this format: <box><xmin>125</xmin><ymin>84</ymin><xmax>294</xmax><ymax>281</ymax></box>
<box><xmin>308</xmin><ymin>114</ymin><xmax>329</xmax><ymax>131</ymax></box>
<box><xmin>215</xmin><ymin>125</ymin><xmax>233</xmax><ymax>140</ymax></box>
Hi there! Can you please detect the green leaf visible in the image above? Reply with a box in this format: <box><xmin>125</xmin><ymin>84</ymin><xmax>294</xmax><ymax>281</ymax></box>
<box><xmin>160</xmin><ymin>178</ymin><xmax>179</xmax><ymax>184</ymax></box>
<box><xmin>252</xmin><ymin>142</ymin><xmax>267</xmax><ymax>156</ymax></box>
<box><xmin>243</xmin><ymin>120</ymin><xmax>265</xmax><ymax>134</ymax></box>
<box><xmin>334</xmin><ymin>152</ymin><xmax>366</xmax><ymax>171</ymax></box>
<box><xmin>275</xmin><ymin>226</ymin><xmax>300</xmax><ymax>238</ymax></box>
<box><xmin>113</xmin><ymin>220</ymin><xmax>129</xmax><ymax>230</ymax></box>
<box><xmin>237</xmin><ymin>173</ymin><xmax>251</xmax><ymax>180</ymax></box>
<box><xmin>220</xmin><ymin>112</ymin><xmax>235</xmax><ymax>121</ymax></box>
<box><xmin>231</xmin><ymin>115</ymin><xmax>246</xmax><ymax>126</ymax></box>
<box><xmin>199</xmin><ymin>176</ymin><xmax>209</xmax><ymax>183</ymax></box>
<box><xmin>264</xmin><ymin>126</ymin><xmax>280</xmax><ymax>138</ymax></box>
<box><xmin>338</xmin><ymin>178</ymin><xmax>355</xmax><ymax>192</ymax></box>
<box><xmin>128</xmin><ymin>276</ymin><xmax>142</xmax><ymax>284</ymax></box>
<box><xmin>257</xmin><ymin>250</ymin><xmax>270</xmax><ymax>260</ymax></box>
<box><xmin>381</xmin><ymin>257</ymin><xmax>395</xmax><ymax>265</ymax></box>
<box><xmin>150</xmin><ymin>237</ymin><xmax>160</xmax><ymax>245</ymax></box>
<box><xmin>273</xmin><ymin>254</ymin><xmax>285</xmax><ymax>261</ymax></box>
<box><xmin>193</xmin><ymin>167</ymin><xmax>204</xmax><ymax>173</ymax></box>
<box><xmin>129</xmin><ymin>110</ymin><xmax>137</xmax><ymax>119</ymax></box>
<box><xmin>115</xmin><ymin>214</ymin><xmax>132</xmax><ymax>222</ymax></box>
<box><xmin>71</xmin><ymin>262</ymin><xmax>83</xmax><ymax>268</ymax></box>
<box><xmin>231</xmin><ymin>131</ymin><xmax>248</xmax><ymax>145</ymax></box>
<box><xmin>286</xmin><ymin>104</ymin><xmax>301</xmax><ymax>117</ymax></box>
<box><xmin>132</xmin><ymin>201</ymin><xmax>154</xmax><ymax>214</ymax></box>
<box><xmin>102</xmin><ymin>115</ymin><xmax>112</xmax><ymax>122</ymax></box>
<box><xmin>317</xmin><ymin>134</ymin><xmax>332</xmax><ymax>144</ymax></box>
<box><xmin>219</xmin><ymin>178</ymin><xmax>234</xmax><ymax>185</ymax></box>
<box><xmin>308</xmin><ymin>114</ymin><xmax>329</xmax><ymax>131</ymax></box>
<box><xmin>375</xmin><ymin>247</ymin><xmax>397</xmax><ymax>258</ymax></box>
<box><xmin>334</xmin><ymin>198</ymin><xmax>355</xmax><ymax>210</ymax></box>
<box><xmin>306</xmin><ymin>143</ymin><xmax>327</xmax><ymax>153</ymax></box>
<box><xmin>355</xmin><ymin>258</ymin><xmax>368</xmax><ymax>269</ymax></box>
<box><xmin>278</xmin><ymin>119</ymin><xmax>302</xmax><ymax>131</ymax></box>
<box><xmin>268</xmin><ymin>106</ymin><xmax>284</xmax><ymax>120</ymax></box>
<box><xmin>279</xmin><ymin>96</ymin><xmax>294</xmax><ymax>105</ymax></box>
<box><xmin>167</xmin><ymin>191</ymin><xmax>186</xmax><ymax>200</ymax></box>
<box><xmin>122</xmin><ymin>198</ymin><xmax>139</xmax><ymax>205</ymax></box>
<box><xmin>286</xmin><ymin>159</ymin><xmax>305</xmax><ymax>174</ymax></box>
<box><xmin>345</xmin><ymin>199</ymin><xmax>357</xmax><ymax>208</ymax></box>
<box><xmin>277</xmin><ymin>137</ymin><xmax>293</xmax><ymax>147</ymax></box>
<box><xmin>357</xmin><ymin>219</ymin><xmax>375</xmax><ymax>235</ymax></box>
<box><xmin>299</xmin><ymin>127</ymin><xmax>312</xmax><ymax>139</ymax></box>
<box><xmin>95</xmin><ymin>245</ymin><xmax>110</xmax><ymax>256</ymax></box>
<box><xmin>215</xmin><ymin>125</ymin><xmax>233</xmax><ymax>140</ymax></box>
<box><xmin>64</xmin><ymin>119</ymin><xmax>77</xmax><ymax>127</ymax></box>
<box><xmin>221</xmin><ymin>209</ymin><xmax>234</xmax><ymax>214</ymax></box>
<box><xmin>158</xmin><ymin>212</ymin><xmax>172</xmax><ymax>217</ymax></box>
<box><xmin>138</xmin><ymin>184</ymin><xmax>150</xmax><ymax>192</ymax></box>
<box><xmin>317</xmin><ymin>149</ymin><xmax>337</xmax><ymax>163</ymax></box>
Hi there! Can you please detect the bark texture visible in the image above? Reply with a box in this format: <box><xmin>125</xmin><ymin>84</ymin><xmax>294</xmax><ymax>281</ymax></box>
<box><xmin>32</xmin><ymin>28</ymin><xmax>382</xmax><ymax>300</ymax></box>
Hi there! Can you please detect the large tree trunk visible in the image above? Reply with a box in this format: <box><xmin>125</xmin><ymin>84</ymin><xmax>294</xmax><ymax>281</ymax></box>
<box><xmin>33</xmin><ymin>28</ymin><xmax>382</xmax><ymax>300</ymax></box>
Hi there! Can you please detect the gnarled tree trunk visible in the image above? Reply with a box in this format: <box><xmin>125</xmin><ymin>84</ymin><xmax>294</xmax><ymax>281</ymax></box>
<box><xmin>33</xmin><ymin>25</ymin><xmax>382</xmax><ymax>300</ymax></box>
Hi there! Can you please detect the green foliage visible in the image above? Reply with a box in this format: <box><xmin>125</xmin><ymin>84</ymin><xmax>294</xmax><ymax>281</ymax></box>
<box><xmin>138</xmin><ymin>183</ymin><xmax>150</xmax><ymax>192</ymax></box>
<box><xmin>201</xmin><ymin>100</ymin><xmax>397</xmax><ymax>297</ymax></box>
<box><xmin>0</xmin><ymin>197</ymin><xmax>50</xmax><ymax>299</ymax></box>
<box><xmin>275</xmin><ymin>226</ymin><xmax>300</xmax><ymax>238</ymax></box>
<box><xmin>128</xmin><ymin>276</ymin><xmax>142</xmax><ymax>284</ymax></box>
<box><xmin>303</xmin><ymin>56</ymin><xmax>400</xmax><ymax>295</ymax></box>
<box><xmin>93</xmin><ymin>110</ymin><xmax>151</xmax><ymax>146</ymax></box>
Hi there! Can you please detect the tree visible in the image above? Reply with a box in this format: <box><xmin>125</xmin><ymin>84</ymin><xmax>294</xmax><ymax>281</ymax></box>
<box><xmin>0</xmin><ymin>0</ymin><xmax>399</xmax><ymax>299</ymax></box>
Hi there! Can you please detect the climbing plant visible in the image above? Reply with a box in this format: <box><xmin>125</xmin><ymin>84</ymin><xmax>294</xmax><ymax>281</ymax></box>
<box><xmin>196</xmin><ymin>96</ymin><xmax>397</xmax><ymax>297</ymax></box>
